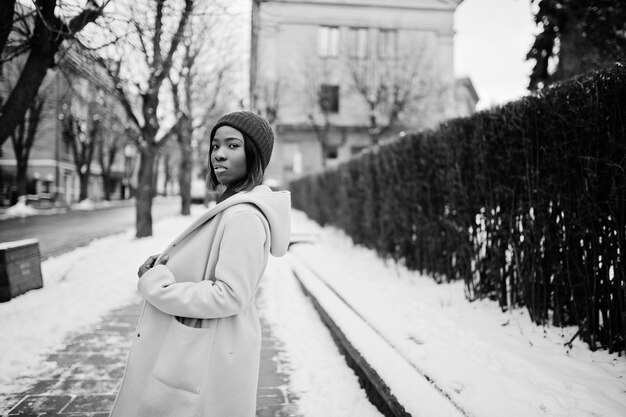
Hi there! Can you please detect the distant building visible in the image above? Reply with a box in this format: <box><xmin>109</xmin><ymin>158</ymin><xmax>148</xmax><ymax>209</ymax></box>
<box><xmin>250</xmin><ymin>0</ymin><xmax>478</xmax><ymax>185</ymax></box>
<box><xmin>0</xmin><ymin>44</ymin><xmax>135</xmax><ymax>207</ymax></box>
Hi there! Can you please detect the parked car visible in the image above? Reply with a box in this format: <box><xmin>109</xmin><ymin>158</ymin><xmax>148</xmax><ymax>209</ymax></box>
<box><xmin>191</xmin><ymin>179</ymin><xmax>209</xmax><ymax>204</ymax></box>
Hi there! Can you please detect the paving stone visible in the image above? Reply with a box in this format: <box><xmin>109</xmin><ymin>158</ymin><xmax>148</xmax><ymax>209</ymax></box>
<box><xmin>61</xmin><ymin>395</ymin><xmax>115</xmax><ymax>413</ymax></box>
<box><xmin>261</xmin><ymin>346</ymin><xmax>279</xmax><ymax>360</ymax></box>
<box><xmin>65</xmin><ymin>361</ymin><xmax>125</xmax><ymax>380</ymax></box>
<box><xmin>4</xmin><ymin>302</ymin><xmax>302</xmax><ymax>417</ymax></box>
<box><xmin>261</xmin><ymin>338</ymin><xmax>278</xmax><ymax>349</ymax></box>
<box><xmin>256</xmin><ymin>403</ymin><xmax>301</xmax><ymax>417</ymax></box>
<box><xmin>257</xmin><ymin>389</ymin><xmax>286</xmax><ymax>407</ymax></box>
<box><xmin>0</xmin><ymin>394</ymin><xmax>23</xmax><ymax>415</ymax></box>
<box><xmin>46</xmin><ymin>352</ymin><xmax>90</xmax><ymax>367</ymax></box>
<box><xmin>94</xmin><ymin>323</ymin><xmax>136</xmax><ymax>333</ymax></box>
<box><xmin>83</xmin><ymin>353</ymin><xmax>125</xmax><ymax>367</ymax></box>
<box><xmin>22</xmin><ymin>379</ymin><xmax>58</xmax><ymax>395</ymax></box>
<box><xmin>7</xmin><ymin>395</ymin><xmax>72</xmax><ymax>415</ymax></box>
<box><xmin>50</xmin><ymin>379</ymin><xmax>119</xmax><ymax>395</ymax></box>
<box><xmin>286</xmin><ymin>391</ymin><xmax>301</xmax><ymax>403</ymax></box>
<box><xmin>257</xmin><ymin>370</ymin><xmax>290</xmax><ymax>388</ymax></box>
<box><xmin>259</xmin><ymin>357</ymin><xmax>280</xmax><ymax>374</ymax></box>
<box><xmin>63</xmin><ymin>333</ymin><xmax>131</xmax><ymax>354</ymax></box>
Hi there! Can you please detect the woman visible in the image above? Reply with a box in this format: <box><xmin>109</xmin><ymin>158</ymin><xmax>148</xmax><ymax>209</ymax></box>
<box><xmin>109</xmin><ymin>111</ymin><xmax>291</xmax><ymax>417</ymax></box>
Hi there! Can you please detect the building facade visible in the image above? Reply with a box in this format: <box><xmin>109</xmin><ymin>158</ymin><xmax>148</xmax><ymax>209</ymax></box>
<box><xmin>0</xmin><ymin>46</ymin><xmax>135</xmax><ymax>207</ymax></box>
<box><xmin>250</xmin><ymin>0</ymin><xmax>477</xmax><ymax>185</ymax></box>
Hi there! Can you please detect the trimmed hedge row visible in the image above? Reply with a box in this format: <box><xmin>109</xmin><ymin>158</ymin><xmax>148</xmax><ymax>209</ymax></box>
<box><xmin>289</xmin><ymin>63</ymin><xmax>626</xmax><ymax>353</ymax></box>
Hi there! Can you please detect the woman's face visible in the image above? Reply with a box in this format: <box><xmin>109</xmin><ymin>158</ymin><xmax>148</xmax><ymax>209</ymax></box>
<box><xmin>211</xmin><ymin>125</ymin><xmax>248</xmax><ymax>187</ymax></box>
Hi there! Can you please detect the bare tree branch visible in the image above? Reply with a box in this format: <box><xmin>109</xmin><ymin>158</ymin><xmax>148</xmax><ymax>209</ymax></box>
<box><xmin>0</xmin><ymin>0</ymin><xmax>106</xmax><ymax>147</ymax></box>
<box><xmin>153</xmin><ymin>0</ymin><xmax>165</xmax><ymax>69</ymax></box>
<box><xmin>0</xmin><ymin>0</ymin><xmax>17</xmax><ymax>54</ymax></box>
<box><xmin>154</xmin><ymin>0</ymin><xmax>194</xmax><ymax>89</ymax></box>
<box><xmin>345</xmin><ymin>38</ymin><xmax>433</xmax><ymax>144</ymax></box>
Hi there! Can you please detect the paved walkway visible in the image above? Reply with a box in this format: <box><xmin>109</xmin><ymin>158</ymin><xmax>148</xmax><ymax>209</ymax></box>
<box><xmin>1</xmin><ymin>301</ymin><xmax>301</xmax><ymax>417</ymax></box>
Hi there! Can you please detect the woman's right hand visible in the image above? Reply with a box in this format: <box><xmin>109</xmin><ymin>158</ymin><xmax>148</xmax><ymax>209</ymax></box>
<box><xmin>138</xmin><ymin>254</ymin><xmax>160</xmax><ymax>278</ymax></box>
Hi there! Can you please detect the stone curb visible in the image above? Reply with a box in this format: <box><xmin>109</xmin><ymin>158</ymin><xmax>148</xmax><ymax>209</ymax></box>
<box><xmin>291</xmin><ymin>268</ymin><xmax>411</xmax><ymax>417</ymax></box>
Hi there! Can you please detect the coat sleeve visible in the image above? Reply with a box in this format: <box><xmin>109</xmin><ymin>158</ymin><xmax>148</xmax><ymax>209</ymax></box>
<box><xmin>137</xmin><ymin>211</ymin><xmax>267</xmax><ymax>319</ymax></box>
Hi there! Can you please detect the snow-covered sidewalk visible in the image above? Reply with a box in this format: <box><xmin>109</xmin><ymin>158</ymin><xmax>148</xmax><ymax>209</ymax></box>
<box><xmin>0</xmin><ymin>206</ymin><xmax>380</xmax><ymax>417</ymax></box>
<box><xmin>2</xmin><ymin>206</ymin><xmax>624</xmax><ymax>417</ymax></box>
<box><xmin>0</xmin><ymin>197</ymin><xmax>136</xmax><ymax>221</ymax></box>
<box><xmin>288</xmin><ymin>210</ymin><xmax>626</xmax><ymax>417</ymax></box>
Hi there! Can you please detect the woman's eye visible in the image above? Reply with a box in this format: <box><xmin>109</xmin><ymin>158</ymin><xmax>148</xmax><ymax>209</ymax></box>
<box><xmin>229</xmin><ymin>144</ymin><xmax>239</xmax><ymax>149</ymax></box>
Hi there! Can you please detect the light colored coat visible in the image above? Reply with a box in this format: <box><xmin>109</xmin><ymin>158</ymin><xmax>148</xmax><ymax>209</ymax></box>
<box><xmin>109</xmin><ymin>185</ymin><xmax>291</xmax><ymax>417</ymax></box>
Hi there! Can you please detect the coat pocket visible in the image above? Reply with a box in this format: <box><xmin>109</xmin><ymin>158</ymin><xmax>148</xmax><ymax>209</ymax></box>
<box><xmin>152</xmin><ymin>316</ymin><xmax>214</xmax><ymax>394</ymax></box>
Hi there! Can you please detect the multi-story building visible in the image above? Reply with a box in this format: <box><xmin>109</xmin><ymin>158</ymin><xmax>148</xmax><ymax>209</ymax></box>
<box><xmin>0</xmin><ymin>44</ymin><xmax>135</xmax><ymax>207</ymax></box>
<box><xmin>250</xmin><ymin>0</ymin><xmax>478</xmax><ymax>185</ymax></box>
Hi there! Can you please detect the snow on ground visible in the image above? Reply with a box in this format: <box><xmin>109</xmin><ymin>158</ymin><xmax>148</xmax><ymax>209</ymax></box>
<box><xmin>1</xmin><ymin>197</ymin><xmax>38</xmax><ymax>219</ymax></box>
<box><xmin>0</xmin><ymin>197</ymin><xmax>135</xmax><ymax>220</ymax></box>
<box><xmin>3</xmin><ymin>204</ymin><xmax>624</xmax><ymax>416</ymax></box>
<box><xmin>289</xmin><ymin>210</ymin><xmax>626</xmax><ymax>417</ymax></box>
<box><xmin>259</xmin><ymin>257</ymin><xmax>383</xmax><ymax>417</ymax></box>
<box><xmin>0</xmin><ymin>208</ymin><xmax>203</xmax><ymax>393</ymax></box>
<box><xmin>0</xmin><ymin>205</ymin><xmax>383</xmax><ymax>417</ymax></box>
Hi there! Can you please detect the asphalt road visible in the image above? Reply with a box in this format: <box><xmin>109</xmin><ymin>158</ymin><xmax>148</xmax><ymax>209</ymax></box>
<box><xmin>0</xmin><ymin>198</ymin><xmax>183</xmax><ymax>259</ymax></box>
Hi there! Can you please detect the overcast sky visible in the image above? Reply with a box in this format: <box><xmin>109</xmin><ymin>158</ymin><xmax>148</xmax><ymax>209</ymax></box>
<box><xmin>454</xmin><ymin>0</ymin><xmax>539</xmax><ymax>109</ymax></box>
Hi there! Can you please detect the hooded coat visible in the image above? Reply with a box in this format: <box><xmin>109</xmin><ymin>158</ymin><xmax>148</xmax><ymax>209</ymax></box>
<box><xmin>109</xmin><ymin>185</ymin><xmax>291</xmax><ymax>417</ymax></box>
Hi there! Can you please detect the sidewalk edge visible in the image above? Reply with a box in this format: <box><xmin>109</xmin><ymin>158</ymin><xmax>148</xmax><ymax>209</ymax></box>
<box><xmin>291</xmin><ymin>267</ymin><xmax>411</xmax><ymax>417</ymax></box>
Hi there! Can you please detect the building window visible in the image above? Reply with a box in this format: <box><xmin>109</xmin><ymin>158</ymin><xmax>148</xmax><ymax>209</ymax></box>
<box><xmin>62</xmin><ymin>134</ymin><xmax>73</xmax><ymax>157</ymax></box>
<box><xmin>348</xmin><ymin>27</ymin><xmax>368</xmax><ymax>59</ymax></box>
<box><xmin>378</xmin><ymin>29</ymin><xmax>398</xmax><ymax>59</ymax></box>
<box><xmin>325</xmin><ymin>145</ymin><xmax>339</xmax><ymax>159</ymax></box>
<box><xmin>319</xmin><ymin>84</ymin><xmax>339</xmax><ymax>113</ymax></box>
<box><xmin>318</xmin><ymin>26</ymin><xmax>339</xmax><ymax>58</ymax></box>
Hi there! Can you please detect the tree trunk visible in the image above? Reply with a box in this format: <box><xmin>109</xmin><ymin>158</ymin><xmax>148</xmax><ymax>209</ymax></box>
<box><xmin>0</xmin><ymin>0</ymin><xmax>17</xmax><ymax>54</ymax></box>
<box><xmin>180</xmin><ymin>159</ymin><xmax>191</xmax><ymax>215</ymax></box>
<box><xmin>179</xmin><ymin>117</ymin><xmax>192</xmax><ymax>216</ymax></box>
<box><xmin>100</xmin><ymin>165</ymin><xmax>112</xmax><ymax>201</ymax></box>
<box><xmin>163</xmin><ymin>153</ymin><xmax>171</xmax><ymax>196</ymax></box>
<box><xmin>152</xmin><ymin>153</ymin><xmax>161</xmax><ymax>197</ymax></box>
<box><xmin>368</xmin><ymin>102</ymin><xmax>379</xmax><ymax>146</ymax></box>
<box><xmin>0</xmin><ymin>51</ymin><xmax>51</xmax><ymax>147</ymax></box>
<box><xmin>79</xmin><ymin>170</ymin><xmax>90</xmax><ymax>201</ymax></box>
<box><xmin>0</xmin><ymin>0</ymin><xmax>102</xmax><ymax>147</ymax></box>
<box><xmin>15</xmin><ymin>158</ymin><xmax>28</xmax><ymax>199</ymax></box>
<box><xmin>103</xmin><ymin>177</ymin><xmax>112</xmax><ymax>201</ymax></box>
<box><xmin>136</xmin><ymin>149</ymin><xmax>155</xmax><ymax>238</ymax></box>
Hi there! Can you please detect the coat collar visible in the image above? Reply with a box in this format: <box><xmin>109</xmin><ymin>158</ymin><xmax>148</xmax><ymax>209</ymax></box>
<box><xmin>158</xmin><ymin>185</ymin><xmax>290</xmax><ymax>259</ymax></box>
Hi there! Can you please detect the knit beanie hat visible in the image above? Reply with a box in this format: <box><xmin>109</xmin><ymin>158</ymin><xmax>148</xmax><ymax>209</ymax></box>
<box><xmin>210</xmin><ymin>111</ymin><xmax>274</xmax><ymax>171</ymax></box>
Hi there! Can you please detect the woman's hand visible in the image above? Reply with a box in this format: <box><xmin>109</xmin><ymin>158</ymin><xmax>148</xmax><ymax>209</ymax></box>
<box><xmin>137</xmin><ymin>254</ymin><xmax>169</xmax><ymax>278</ymax></box>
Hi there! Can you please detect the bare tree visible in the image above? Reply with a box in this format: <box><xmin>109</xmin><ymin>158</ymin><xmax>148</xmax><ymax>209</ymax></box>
<box><xmin>254</xmin><ymin>77</ymin><xmax>281</xmax><ymax>125</ymax></box>
<box><xmin>0</xmin><ymin>0</ymin><xmax>108</xmax><ymax>148</ymax></box>
<box><xmin>63</xmin><ymin>107</ymin><xmax>101</xmax><ymax>202</ymax></box>
<box><xmin>97</xmin><ymin>107</ymin><xmax>127</xmax><ymax>201</ymax></box>
<box><xmin>169</xmin><ymin>76</ymin><xmax>191</xmax><ymax>213</ymax></box>
<box><xmin>96</xmin><ymin>0</ymin><xmax>195</xmax><ymax>237</ymax></box>
<box><xmin>300</xmin><ymin>56</ymin><xmax>337</xmax><ymax>168</ymax></box>
<box><xmin>169</xmin><ymin>2</ymin><xmax>234</xmax><ymax>215</ymax></box>
<box><xmin>9</xmin><ymin>91</ymin><xmax>46</xmax><ymax>203</ymax></box>
<box><xmin>346</xmin><ymin>39</ymin><xmax>434</xmax><ymax>145</ymax></box>
<box><xmin>0</xmin><ymin>59</ymin><xmax>53</xmax><ymax>204</ymax></box>
<box><xmin>121</xmin><ymin>141</ymin><xmax>138</xmax><ymax>199</ymax></box>
<box><xmin>0</xmin><ymin>0</ymin><xmax>17</xmax><ymax>54</ymax></box>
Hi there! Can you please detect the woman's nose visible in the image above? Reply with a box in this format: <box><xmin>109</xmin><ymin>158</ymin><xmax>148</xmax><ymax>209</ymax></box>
<box><xmin>213</xmin><ymin>147</ymin><xmax>226</xmax><ymax>160</ymax></box>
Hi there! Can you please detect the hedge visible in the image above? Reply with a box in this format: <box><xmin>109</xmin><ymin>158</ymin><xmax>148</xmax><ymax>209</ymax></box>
<box><xmin>289</xmin><ymin>63</ymin><xmax>626</xmax><ymax>354</ymax></box>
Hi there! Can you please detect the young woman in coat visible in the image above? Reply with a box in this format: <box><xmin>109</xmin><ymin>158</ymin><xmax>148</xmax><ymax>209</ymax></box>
<box><xmin>109</xmin><ymin>111</ymin><xmax>291</xmax><ymax>417</ymax></box>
